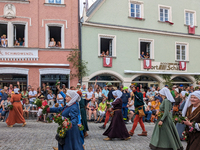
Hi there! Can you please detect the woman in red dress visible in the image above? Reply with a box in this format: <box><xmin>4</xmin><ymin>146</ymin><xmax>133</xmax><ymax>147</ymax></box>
<box><xmin>6</xmin><ymin>88</ymin><xmax>26</xmax><ymax>127</ymax></box>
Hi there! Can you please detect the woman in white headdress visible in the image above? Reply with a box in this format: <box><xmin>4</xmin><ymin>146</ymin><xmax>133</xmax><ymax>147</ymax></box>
<box><xmin>149</xmin><ymin>87</ymin><xmax>183</xmax><ymax>150</ymax></box>
<box><xmin>182</xmin><ymin>91</ymin><xmax>200</xmax><ymax>150</ymax></box>
<box><xmin>47</xmin><ymin>90</ymin><xmax>84</xmax><ymax>150</ymax></box>
<box><xmin>103</xmin><ymin>90</ymin><xmax>130</xmax><ymax>141</ymax></box>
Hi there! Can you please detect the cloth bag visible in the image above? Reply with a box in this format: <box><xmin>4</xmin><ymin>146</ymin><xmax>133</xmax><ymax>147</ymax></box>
<box><xmin>138</xmin><ymin>106</ymin><xmax>145</xmax><ymax>117</ymax></box>
<box><xmin>176</xmin><ymin>123</ymin><xmax>186</xmax><ymax>139</ymax></box>
<box><xmin>55</xmin><ymin>134</ymin><xmax>65</xmax><ymax>145</ymax></box>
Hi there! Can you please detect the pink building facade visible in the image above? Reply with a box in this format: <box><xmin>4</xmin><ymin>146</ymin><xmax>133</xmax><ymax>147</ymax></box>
<box><xmin>0</xmin><ymin>0</ymin><xmax>79</xmax><ymax>90</ymax></box>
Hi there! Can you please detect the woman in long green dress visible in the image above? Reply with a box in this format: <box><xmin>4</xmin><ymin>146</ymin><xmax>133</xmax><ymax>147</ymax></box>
<box><xmin>149</xmin><ymin>87</ymin><xmax>183</xmax><ymax>150</ymax></box>
<box><xmin>78</xmin><ymin>93</ymin><xmax>89</xmax><ymax>137</ymax></box>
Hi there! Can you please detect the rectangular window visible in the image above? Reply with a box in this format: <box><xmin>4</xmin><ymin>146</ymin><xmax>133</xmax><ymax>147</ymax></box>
<box><xmin>160</xmin><ymin>8</ymin><xmax>169</xmax><ymax>22</ymax></box>
<box><xmin>0</xmin><ymin>24</ymin><xmax>8</xmax><ymax>48</ymax></box>
<box><xmin>48</xmin><ymin>0</ymin><xmax>61</xmax><ymax>4</ymax></box>
<box><xmin>100</xmin><ymin>38</ymin><xmax>113</xmax><ymax>56</ymax></box>
<box><xmin>130</xmin><ymin>3</ymin><xmax>141</xmax><ymax>18</ymax></box>
<box><xmin>176</xmin><ymin>44</ymin><xmax>186</xmax><ymax>61</ymax></box>
<box><xmin>48</xmin><ymin>26</ymin><xmax>61</xmax><ymax>48</ymax></box>
<box><xmin>98</xmin><ymin>34</ymin><xmax>116</xmax><ymax>57</ymax></box>
<box><xmin>140</xmin><ymin>42</ymin><xmax>151</xmax><ymax>59</ymax></box>
<box><xmin>186</xmin><ymin>12</ymin><xmax>194</xmax><ymax>26</ymax></box>
<box><xmin>139</xmin><ymin>38</ymin><xmax>154</xmax><ymax>59</ymax></box>
<box><xmin>13</xmin><ymin>24</ymin><xmax>25</xmax><ymax>47</ymax></box>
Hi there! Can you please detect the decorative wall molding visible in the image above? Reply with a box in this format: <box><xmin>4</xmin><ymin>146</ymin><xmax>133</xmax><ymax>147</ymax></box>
<box><xmin>83</xmin><ymin>22</ymin><xmax>200</xmax><ymax>39</ymax></box>
<box><xmin>0</xmin><ymin>67</ymin><xmax>29</xmax><ymax>74</ymax></box>
<box><xmin>42</xmin><ymin>19</ymin><xmax>67</xmax><ymax>28</ymax></box>
<box><xmin>0</xmin><ymin>16</ymin><xmax>32</xmax><ymax>26</ymax></box>
<box><xmin>4</xmin><ymin>4</ymin><xmax>16</xmax><ymax>19</ymax></box>
<box><xmin>0</xmin><ymin>62</ymin><xmax>69</xmax><ymax>66</ymax></box>
<box><xmin>39</xmin><ymin>68</ymin><xmax>70</xmax><ymax>75</ymax></box>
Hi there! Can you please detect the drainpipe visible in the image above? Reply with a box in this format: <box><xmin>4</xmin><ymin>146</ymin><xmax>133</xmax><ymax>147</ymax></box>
<box><xmin>78</xmin><ymin>0</ymin><xmax>82</xmax><ymax>84</ymax></box>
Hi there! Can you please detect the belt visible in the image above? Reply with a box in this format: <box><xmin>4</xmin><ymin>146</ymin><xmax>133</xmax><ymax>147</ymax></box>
<box><xmin>14</xmin><ymin>101</ymin><xmax>21</xmax><ymax>103</ymax></box>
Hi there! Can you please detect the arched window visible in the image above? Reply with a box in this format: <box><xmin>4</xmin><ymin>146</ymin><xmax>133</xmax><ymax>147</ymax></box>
<box><xmin>89</xmin><ymin>74</ymin><xmax>122</xmax><ymax>88</ymax></box>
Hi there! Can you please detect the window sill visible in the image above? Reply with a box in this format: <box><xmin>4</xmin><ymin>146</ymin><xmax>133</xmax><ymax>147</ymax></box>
<box><xmin>98</xmin><ymin>56</ymin><xmax>116</xmax><ymax>58</ymax></box>
<box><xmin>48</xmin><ymin>47</ymin><xmax>63</xmax><ymax>49</ymax></box>
<box><xmin>175</xmin><ymin>60</ymin><xmax>189</xmax><ymax>62</ymax></box>
<box><xmin>44</xmin><ymin>3</ymin><xmax>66</xmax><ymax>7</ymax></box>
<box><xmin>184</xmin><ymin>24</ymin><xmax>198</xmax><ymax>28</ymax></box>
<box><xmin>158</xmin><ymin>20</ymin><xmax>174</xmax><ymax>25</ymax></box>
<box><xmin>0</xmin><ymin>1</ymin><xmax>30</xmax><ymax>3</ymax></box>
<box><xmin>128</xmin><ymin>16</ymin><xmax>145</xmax><ymax>21</ymax></box>
<box><xmin>138</xmin><ymin>58</ymin><xmax>154</xmax><ymax>60</ymax></box>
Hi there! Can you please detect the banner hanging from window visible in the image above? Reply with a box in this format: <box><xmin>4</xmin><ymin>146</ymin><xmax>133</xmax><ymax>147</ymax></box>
<box><xmin>103</xmin><ymin>57</ymin><xmax>112</xmax><ymax>67</ymax></box>
<box><xmin>143</xmin><ymin>59</ymin><xmax>152</xmax><ymax>69</ymax></box>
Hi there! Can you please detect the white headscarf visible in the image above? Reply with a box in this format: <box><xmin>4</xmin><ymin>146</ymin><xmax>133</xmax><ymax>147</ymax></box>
<box><xmin>112</xmin><ymin>90</ymin><xmax>122</xmax><ymax>102</ymax></box>
<box><xmin>159</xmin><ymin>87</ymin><xmax>175</xmax><ymax>103</ymax></box>
<box><xmin>66</xmin><ymin>90</ymin><xmax>81</xmax><ymax>107</ymax></box>
<box><xmin>14</xmin><ymin>88</ymin><xmax>19</xmax><ymax>94</ymax></box>
<box><xmin>182</xmin><ymin>91</ymin><xmax>200</xmax><ymax>117</ymax></box>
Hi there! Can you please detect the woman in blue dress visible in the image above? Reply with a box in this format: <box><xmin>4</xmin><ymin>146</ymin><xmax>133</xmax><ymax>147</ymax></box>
<box><xmin>47</xmin><ymin>90</ymin><xmax>84</xmax><ymax>150</ymax></box>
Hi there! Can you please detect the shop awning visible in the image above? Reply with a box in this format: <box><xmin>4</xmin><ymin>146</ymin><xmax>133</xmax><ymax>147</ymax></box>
<box><xmin>124</xmin><ymin>70</ymin><xmax>200</xmax><ymax>75</ymax></box>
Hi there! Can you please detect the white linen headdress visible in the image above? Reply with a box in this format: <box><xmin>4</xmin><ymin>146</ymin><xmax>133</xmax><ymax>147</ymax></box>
<box><xmin>112</xmin><ymin>90</ymin><xmax>122</xmax><ymax>102</ymax></box>
<box><xmin>14</xmin><ymin>88</ymin><xmax>19</xmax><ymax>94</ymax></box>
<box><xmin>182</xmin><ymin>91</ymin><xmax>200</xmax><ymax>117</ymax></box>
<box><xmin>159</xmin><ymin>87</ymin><xmax>175</xmax><ymax>103</ymax></box>
<box><xmin>66</xmin><ymin>90</ymin><xmax>81</xmax><ymax>107</ymax></box>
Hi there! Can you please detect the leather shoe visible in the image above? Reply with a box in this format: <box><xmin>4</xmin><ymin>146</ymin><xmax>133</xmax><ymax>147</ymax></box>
<box><xmin>103</xmin><ymin>137</ymin><xmax>112</xmax><ymax>141</ymax></box>
<box><xmin>138</xmin><ymin>131</ymin><xmax>147</xmax><ymax>136</ymax></box>
<box><xmin>99</xmin><ymin>125</ymin><xmax>105</xmax><ymax>129</ymax></box>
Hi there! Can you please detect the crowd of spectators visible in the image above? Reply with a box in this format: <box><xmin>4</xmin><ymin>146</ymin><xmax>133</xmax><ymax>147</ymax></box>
<box><xmin>0</xmin><ymin>80</ymin><xmax>200</xmax><ymax>125</ymax></box>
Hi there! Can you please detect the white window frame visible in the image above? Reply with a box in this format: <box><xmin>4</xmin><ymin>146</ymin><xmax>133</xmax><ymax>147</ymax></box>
<box><xmin>45</xmin><ymin>23</ymin><xmax>64</xmax><ymax>48</ymax></box>
<box><xmin>184</xmin><ymin>9</ymin><xmax>196</xmax><ymax>26</ymax></box>
<box><xmin>98</xmin><ymin>34</ymin><xmax>116</xmax><ymax>57</ymax></box>
<box><xmin>138</xmin><ymin>38</ymin><xmax>154</xmax><ymax>59</ymax></box>
<box><xmin>129</xmin><ymin>0</ymin><xmax>144</xmax><ymax>18</ymax></box>
<box><xmin>175</xmin><ymin>42</ymin><xmax>189</xmax><ymax>61</ymax></box>
<box><xmin>158</xmin><ymin>5</ymin><xmax>172</xmax><ymax>22</ymax></box>
<box><xmin>45</xmin><ymin>0</ymin><xmax>64</xmax><ymax>4</ymax></box>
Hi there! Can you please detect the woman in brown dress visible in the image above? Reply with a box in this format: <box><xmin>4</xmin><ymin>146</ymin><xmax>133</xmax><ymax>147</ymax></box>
<box><xmin>103</xmin><ymin>90</ymin><xmax>130</xmax><ymax>141</ymax></box>
<box><xmin>6</xmin><ymin>88</ymin><xmax>26</xmax><ymax>127</ymax></box>
<box><xmin>182</xmin><ymin>91</ymin><xmax>200</xmax><ymax>150</ymax></box>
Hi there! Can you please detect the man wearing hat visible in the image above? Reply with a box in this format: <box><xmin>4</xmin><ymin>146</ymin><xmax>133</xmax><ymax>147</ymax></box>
<box><xmin>121</xmin><ymin>86</ymin><xmax>130</xmax><ymax>122</ymax></box>
<box><xmin>77</xmin><ymin>83</ymin><xmax>81</xmax><ymax>91</ymax></box>
<box><xmin>171</xmin><ymin>85</ymin><xmax>177</xmax><ymax>98</ymax></box>
<box><xmin>37</xmin><ymin>95</ymin><xmax>48</xmax><ymax>122</ymax></box>
<box><xmin>99</xmin><ymin>82</ymin><xmax>115</xmax><ymax>129</ymax></box>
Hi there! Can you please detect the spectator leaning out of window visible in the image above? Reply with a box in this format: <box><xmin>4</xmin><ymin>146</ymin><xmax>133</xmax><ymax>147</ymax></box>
<box><xmin>140</xmin><ymin>51</ymin><xmax>145</xmax><ymax>59</ymax></box>
<box><xmin>49</xmin><ymin>38</ymin><xmax>56</xmax><ymax>47</ymax></box>
<box><xmin>56</xmin><ymin>41</ymin><xmax>61</xmax><ymax>47</ymax></box>
<box><xmin>1</xmin><ymin>34</ymin><xmax>8</xmax><ymax>47</ymax></box>
<box><xmin>18</xmin><ymin>38</ymin><xmax>23</xmax><ymax>46</ymax></box>
<box><xmin>100</xmin><ymin>51</ymin><xmax>106</xmax><ymax>57</ymax></box>
<box><xmin>87</xmin><ymin>97</ymin><xmax>98</xmax><ymax>122</ymax></box>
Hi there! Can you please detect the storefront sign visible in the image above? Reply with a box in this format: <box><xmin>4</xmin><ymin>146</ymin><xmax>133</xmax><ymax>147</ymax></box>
<box><xmin>141</xmin><ymin>61</ymin><xmax>187</xmax><ymax>72</ymax></box>
<box><xmin>0</xmin><ymin>48</ymin><xmax>38</xmax><ymax>61</ymax></box>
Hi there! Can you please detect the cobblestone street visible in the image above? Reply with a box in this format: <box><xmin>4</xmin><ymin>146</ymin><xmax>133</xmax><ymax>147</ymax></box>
<box><xmin>0</xmin><ymin>120</ymin><xmax>187</xmax><ymax>150</ymax></box>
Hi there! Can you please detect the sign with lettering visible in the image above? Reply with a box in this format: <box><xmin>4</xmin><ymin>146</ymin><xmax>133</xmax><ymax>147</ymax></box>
<box><xmin>0</xmin><ymin>48</ymin><xmax>38</xmax><ymax>61</ymax></box>
<box><xmin>141</xmin><ymin>61</ymin><xmax>187</xmax><ymax>72</ymax></box>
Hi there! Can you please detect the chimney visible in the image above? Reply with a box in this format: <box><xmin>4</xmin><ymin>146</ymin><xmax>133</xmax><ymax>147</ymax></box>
<box><xmin>85</xmin><ymin>0</ymin><xmax>89</xmax><ymax>11</ymax></box>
